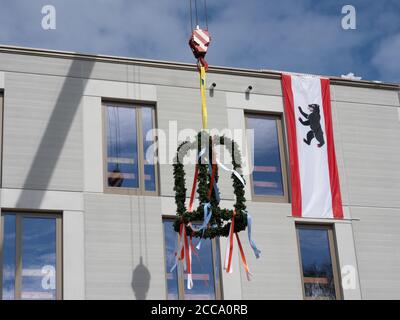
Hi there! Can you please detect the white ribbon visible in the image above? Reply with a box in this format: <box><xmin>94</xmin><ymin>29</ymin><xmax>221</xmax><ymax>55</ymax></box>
<box><xmin>170</xmin><ymin>228</ymin><xmax>184</xmax><ymax>273</ymax></box>
<box><xmin>216</xmin><ymin>158</ymin><xmax>246</xmax><ymax>186</ymax></box>
<box><xmin>187</xmin><ymin>243</ymin><xmax>193</xmax><ymax>289</ymax></box>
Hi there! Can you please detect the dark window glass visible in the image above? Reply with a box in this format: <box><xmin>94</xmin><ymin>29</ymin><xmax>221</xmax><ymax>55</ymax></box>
<box><xmin>163</xmin><ymin>221</ymin><xmax>179</xmax><ymax>300</ymax></box>
<box><xmin>247</xmin><ymin>115</ymin><xmax>284</xmax><ymax>196</ymax></box>
<box><xmin>2</xmin><ymin>215</ymin><xmax>16</xmax><ymax>300</ymax></box>
<box><xmin>21</xmin><ymin>217</ymin><xmax>57</xmax><ymax>300</ymax></box>
<box><xmin>107</xmin><ymin>105</ymin><xmax>139</xmax><ymax>188</ymax></box>
<box><xmin>163</xmin><ymin>221</ymin><xmax>221</xmax><ymax>300</ymax></box>
<box><xmin>298</xmin><ymin>227</ymin><xmax>337</xmax><ymax>299</ymax></box>
<box><xmin>141</xmin><ymin>107</ymin><xmax>156</xmax><ymax>192</ymax></box>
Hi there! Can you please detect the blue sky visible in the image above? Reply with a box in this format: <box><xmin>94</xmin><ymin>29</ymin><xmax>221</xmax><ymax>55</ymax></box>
<box><xmin>0</xmin><ymin>0</ymin><xmax>399</xmax><ymax>83</ymax></box>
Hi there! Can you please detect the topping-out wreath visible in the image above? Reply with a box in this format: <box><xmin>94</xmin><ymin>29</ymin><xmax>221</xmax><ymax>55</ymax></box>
<box><xmin>173</xmin><ymin>131</ymin><xmax>248</xmax><ymax>239</ymax></box>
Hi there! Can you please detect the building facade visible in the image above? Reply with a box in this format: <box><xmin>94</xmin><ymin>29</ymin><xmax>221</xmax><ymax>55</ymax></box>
<box><xmin>0</xmin><ymin>45</ymin><xmax>399</xmax><ymax>300</ymax></box>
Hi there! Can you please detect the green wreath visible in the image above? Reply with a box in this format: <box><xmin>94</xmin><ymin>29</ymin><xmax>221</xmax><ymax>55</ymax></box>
<box><xmin>173</xmin><ymin>131</ymin><xmax>248</xmax><ymax>239</ymax></box>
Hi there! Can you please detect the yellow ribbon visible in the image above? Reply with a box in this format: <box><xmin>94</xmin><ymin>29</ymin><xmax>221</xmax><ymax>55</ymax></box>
<box><xmin>199</xmin><ymin>66</ymin><xmax>208</xmax><ymax>130</ymax></box>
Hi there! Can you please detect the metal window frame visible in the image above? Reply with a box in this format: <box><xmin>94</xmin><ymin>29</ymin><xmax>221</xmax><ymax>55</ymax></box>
<box><xmin>0</xmin><ymin>210</ymin><xmax>63</xmax><ymax>300</ymax></box>
<box><xmin>102</xmin><ymin>100</ymin><xmax>160</xmax><ymax>196</ymax></box>
<box><xmin>245</xmin><ymin>112</ymin><xmax>289</xmax><ymax>203</ymax></box>
<box><xmin>295</xmin><ymin>223</ymin><xmax>342</xmax><ymax>300</ymax></box>
<box><xmin>161</xmin><ymin>216</ymin><xmax>223</xmax><ymax>300</ymax></box>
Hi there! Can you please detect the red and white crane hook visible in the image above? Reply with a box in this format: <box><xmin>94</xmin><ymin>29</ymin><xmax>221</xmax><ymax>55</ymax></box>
<box><xmin>188</xmin><ymin>0</ymin><xmax>211</xmax><ymax>70</ymax></box>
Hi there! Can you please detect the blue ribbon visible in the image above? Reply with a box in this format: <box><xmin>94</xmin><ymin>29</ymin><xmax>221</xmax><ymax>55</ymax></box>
<box><xmin>196</xmin><ymin>202</ymin><xmax>213</xmax><ymax>250</ymax></box>
<box><xmin>247</xmin><ymin>213</ymin><xmax>261</xmax><ymax>259</ymax></box>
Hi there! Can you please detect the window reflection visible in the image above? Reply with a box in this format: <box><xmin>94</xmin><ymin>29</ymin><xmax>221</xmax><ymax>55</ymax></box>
<box><xmin>163</xmin><ymin>221</ymin><xmax>179</xmax><ymax>300</ymax></box>
<box><xmin>107</xmin><ymin>105</ymin><xmax>139</xmax><ymax>188</ymax></box>
<box><xmin>298</xmin><ymin>227</ymin><xmax>338</xmax><ymax>300</ymax></box>
<box><xmin>162</xmin><ymin>220</ymin><xmax>222</xmax><ymax>300</ymax></box>
<box><xmin>106</xmin><ymin>104</ymin><xmax>157</xmax><ymax>193</ymax></box>
<box><xmin>141</xmin><ymin>107</ymin><xmax>156</xmax><ymax>192</ymax></box>
<box><xmin>184</xmin><ymin>234</ymin><xmax>216</xmax><ymax>300</ymax></box>
<box><xmin>1</xmin><ymin>214</ymin><xmax>59</xmax><ymax>300</ymax></box>
<box><xmin>2</xmin><ymin>215</ymin><xmax>16</xmax><ymax>300</ymax></box>
<box><xmin>247</xmin><ymin>115</ymin><xmax>284</xmax><ymax>197</ymax></box>
<box><xmin>21</xmin><ymin>217</ymin><xmax>57</xmax><ymax>300</ymax></box>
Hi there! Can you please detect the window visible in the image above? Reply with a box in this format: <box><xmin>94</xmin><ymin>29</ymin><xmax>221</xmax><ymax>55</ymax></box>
<box><xmin>296</xmin><ymin>225</ymin><xmax>342</xmax><ymax>300</ymax></box>
<box><xmin>104</xmin><ymin>102</ymin><xmax>158</xmax><ymax>195</ymax></box>
<box><xmin>246</xmin><ymin>113</ymin><xmax>288</xmax><ymax>201</ymax></box>
<box><xmin>0</xmin><ymin>212</ymin><xmax>62</xmax><ymax>300</ymax></box>
<box><xmin>162</xmin><ymin>219</ymin><xmax>223</xmax><ymax>300</ymax></box>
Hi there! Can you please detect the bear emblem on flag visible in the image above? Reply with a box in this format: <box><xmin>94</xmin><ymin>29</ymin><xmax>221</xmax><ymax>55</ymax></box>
<box><xmin>298</xmin><ymin>104</ymin><xmax>325</xmax><ymax>148</ymax></box>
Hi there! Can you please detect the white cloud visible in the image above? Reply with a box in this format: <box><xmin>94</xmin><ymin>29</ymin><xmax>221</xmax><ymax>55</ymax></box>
<box><xmin>372</xmin><ymin>33</ymin><xmax>400</xmax><ymax>82</ymax></box>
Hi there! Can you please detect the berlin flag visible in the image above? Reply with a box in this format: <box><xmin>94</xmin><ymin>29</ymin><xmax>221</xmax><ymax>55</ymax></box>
<box><xmin>282</xmin><ymin>74</ymin><xmax>343</xmax><ymax>219</ymax></box>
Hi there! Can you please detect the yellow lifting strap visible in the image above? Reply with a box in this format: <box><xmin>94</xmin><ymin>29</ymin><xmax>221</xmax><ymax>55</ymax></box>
<box><xmin>199</xmin><ymin>66</ymin><xmax>208</xmax><ymax>130</ymax></box>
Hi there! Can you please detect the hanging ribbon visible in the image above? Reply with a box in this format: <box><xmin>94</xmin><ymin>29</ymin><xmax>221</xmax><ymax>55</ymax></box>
<box><xmin>224</xmin><ymin>210</ymin><xmax>254</xmax><ymax>281</ymax></box>
<box><xmin>188</xmin><ymin>148</ymin><xmax>206</xmax><ymax>212</ymax></box>
<box><xmin>224</xmin><ymin>210</ymin><xmax>236</xmax><ymax>273</ymax></box>
<box><xmin>236</xmin><ymin>233</ymin><xmax>252</xmax><ymax>281</ymax></box>
<box><xmin>247</xmin><ymin>213</ymin><xmax>261</xmax><ymax>259</ymax></box>
<box><xmin>188</xmin><ymin>165</ymin><xmax>199</xmax><ymax>213</ymax></box>
<box><xmin>215</xmin><ymin>158</ymin><xmax>246</xmax><ymax>187</ymax></box>
<box><xmin>195</xmin><ymin>202</ymin><xmax>213</xmax><ymax>250</ymax></box>
<box><xmin>170</xmin><ymin>223</ymin><xmax>185</xmax><ymax>273</ymax></box>
<box><xmin>199</xmin><ymin>66</ymin><xmax>208</xmax><ymax>130</ymax></box>
<box><xmin>190</xmin><ymin>236</ymin><xmax>199</xmax><ymax>258</ymax></box>
<box><xmin>183</xmin><ymin>226</ymin><xmax>193</xmax><ymax>289</ymax></box>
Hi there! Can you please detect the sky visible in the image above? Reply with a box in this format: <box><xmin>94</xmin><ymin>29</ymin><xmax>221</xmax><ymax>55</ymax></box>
<box><xmin>0</xmin><ymin>0</ymin><xmax>399</xmax><ymax>83</ymax></box>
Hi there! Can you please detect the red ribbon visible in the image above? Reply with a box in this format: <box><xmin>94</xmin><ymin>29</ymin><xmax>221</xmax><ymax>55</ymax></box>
<box><xmin>188</xmin><ymin>164</ymin><xmax>199</xmax><ymax>212</ymax></box>
<box><xmin>225</xmin><ymin>210</ymin><xmax>236</xmax><ymax>273</ymax></box>
<box><xmin>236</xmin><ymin>233</ymin><xmax>252</xmax><ymax>280</ymax></box>
<box><xmin>183</xmin><ymin>227</ymin><xmax>191</xmax><ymax>274</ymax></box>
<box><xmin>190</xmin><ymin>236</ymin><xmax>199</xmax><ymax>258</ymax></box>
<box><xmin>224</xmin><ymin>210</ymin><xmax>252</xmax><ymax>280</ymax></box>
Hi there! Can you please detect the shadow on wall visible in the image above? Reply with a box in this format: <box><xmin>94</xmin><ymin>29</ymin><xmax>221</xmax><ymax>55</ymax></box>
<box><xmin>15</xmin><ymin>57</ymin><xmax>95</xmax><ymax>208</ymax></box>
<box><xmin>131</xmin><ymin>256</ymin><xmax>151</xmax><ymax>300</ymax></box>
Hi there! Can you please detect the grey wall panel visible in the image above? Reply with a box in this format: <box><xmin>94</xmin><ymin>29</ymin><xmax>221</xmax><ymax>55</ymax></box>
<box><xmin>330</xmin><ymin>100</ymin><xmax>350</xmax><ymax>206</ymax></box>
<box><xmin>84</xmin><ymin>194</ymin><xmax>166</xmax><ymax>300</ymax></box>
<box><xmin>0</xmin><ymin>52</ymin><xmax>83</xmax><ymax>78</ymax></box>
<box><xmin>239</xmin><ymin>202</ymin><xmax>303</xmax><ymax>300</ymax></box>
<box><xmin>132</xmin><ymin>65</ymin><xmax>198</xmax><ymax>90</ymax></box>
<box><xmin>3</xmin><ymin>72</ymin><xmax>83</xmax><ymax>191</ymax></box>
<box><xmin>197</xmin><ymin>73</ymin><xmax>282</xmax><ymax>96</ymax></box>
<box><xmin>333</xmin><ymin>85</ymin><xmax>399</xmax><ymax>106</ymax></box>
<box><xmin>136</xmin><ymin>65</ymin><xmax>282</xmax><ymax>96</ymax></box>
<box><xmin>0</xmin><ymin>52</ymin><xmax>279</xmax><ymax>95</ymax></box>
<box><xmin>335</xmin><ymin>102</ymin><xmax>400</xmax><ymax>207</ymax></box>
<box><xmin>84</xmin><ymin>61</ymin><xmax>129</xmax><ymax>83</ymax></box>
<box><xmin>351</xmin><ymin>207</ymin><xmax>400</xmax><ymax>299</ymax></box>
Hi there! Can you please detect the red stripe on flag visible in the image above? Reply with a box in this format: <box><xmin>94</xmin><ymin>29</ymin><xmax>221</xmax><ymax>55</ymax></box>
<box><xmin>321</xmin><ymin>79</ymin><xmax>344</xmax><ymax>219</ymax></box>
<box><xmin>282</xmin><ymin>74</ymin><xmax>302</xmax><ymax>217</ymax></box>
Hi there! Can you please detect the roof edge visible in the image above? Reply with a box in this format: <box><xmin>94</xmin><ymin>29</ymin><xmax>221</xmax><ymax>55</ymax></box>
<box><xmin>0</xmin><ymin>44</ymin><xmax>399</xmax><ymax>90</ymax></box>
